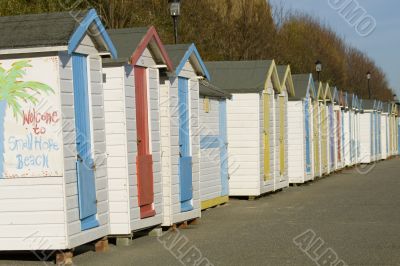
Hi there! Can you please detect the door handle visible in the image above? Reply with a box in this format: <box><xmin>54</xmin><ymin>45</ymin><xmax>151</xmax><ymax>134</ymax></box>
<box><xmin>77</xmin><ymin>154</ymin><xmax>83</xmax><ymax>162</ymax></box>
<box><xmin>137</xmin><ymin>138</ymin><xmax>142</xmax><ymax>144</ymax></box>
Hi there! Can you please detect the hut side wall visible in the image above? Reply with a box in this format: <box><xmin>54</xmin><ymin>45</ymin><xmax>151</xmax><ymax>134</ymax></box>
<box><xmin>227</xmin><ymin>93</ymin><xmax>260</xmax><ymax>196</ymax></box>
<box><xmin>199</xmin><ymin>97</ymin><xmax>222</xmax><ymax>202</ymax></box>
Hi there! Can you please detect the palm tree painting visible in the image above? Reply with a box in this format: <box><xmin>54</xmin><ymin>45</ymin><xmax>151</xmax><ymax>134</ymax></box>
<box><xmin>0</xmin><ymin>60</ymin><xmax>54</xmax><ymax>178</ymax></box>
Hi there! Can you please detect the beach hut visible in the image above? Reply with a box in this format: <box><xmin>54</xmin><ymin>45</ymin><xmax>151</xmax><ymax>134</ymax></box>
<box><xmin>317</xmin><ymin>83</ymin><xmax>329</xmax><ymax>175</ymax></box>
<box><xmin>324</xmin><ymin>84</ymin><xmax>335</xmax><ymax>173</ymax></box>
<box><xmin>287</xmin><ymin>74</ymin><xmax>316</xmax><ymax>184</ymax></box>
<box><xmin>313</xmin><ymin>81</ymin><xmax>323</xmax><ymax>177</ymax></box>
<box><xmin>348</xmin><ymin>93</ymin><xmax>357</xmax><ymax>166</ymax></box>
<box><xmin>275</xmin><ymin>65</ymin><xmax>295</xmax><ymax>190</ymax></box>
<box><xmin>342</xmin><ymin>92</ymin><xmax>352</xmax><ymax>166</ymax></box>
<box><xmin>391</xmin><ymin>103</ymin><xmax>399</xmax><ymax>156</ymax></box>
<box><xmin>0</xmin><ymin>10</ymin><xmax>117</xmax><ymax>252</ymax></box>
<box><xmin>198</xmin><ymin>80</ymin><xmax>232</xmax><ymax>209</ymax></box>
<box><xmin>354</xmin><ymin>96</ymin><xmax>362</xmax><ymax>164</ymax></box>
<box><xmin>380</xmin><ymin>102</ymin><xmax>390</xmax><ymax>160</ymax></box>
<box><xmin>158</xmin><ymin>44</ymin><xmax>208</xmax><ymax>226</ymax></box>
<box><xmin>205</xmin><ymin>60</ymin><xmax>281</xmax><ymax>197</ymax></box>
<box><xmin>102</xmin><ymin>27</ymin><xmax>173</xmax><ymax>238</ymax></box>
<box><xmin>375</xmin><ymin>101</ymin><xmax>383</xmax><ymax>161</ymax></box>
<box><xmin>333</xmin><ymin>89</ymin><xmax>344</xmax><ymax>170</ymax></box>
<box><xmin>360</xmin><ymin>99</ymin><xmax>377</xmax><ymax>163</ymax></box>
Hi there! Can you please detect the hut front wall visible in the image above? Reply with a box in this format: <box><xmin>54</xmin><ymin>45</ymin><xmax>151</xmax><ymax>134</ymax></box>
<box><xmin>103</xmin><ymin>65</ymin><xmax>130</xmax><ymax>234</ymax></box>
<box><xmin>160</xmin><ymin>60</ymin><xmax>201</xmax><ymax>226</ymax></box>
<box><xmin>0</xmin><ymin>54</ymin><xmax>66</xmax><ymax>250</ymax></box>
<box><xmin>59</xmin><ymin>34</ymin><xmax>109</xmax><ymax>248</ymax></box>
<box><xmin>199</xmin><ymin>96</ymin><xmax>222</xmax><ymax>203</ymax></box>
<box><xmin>287</xmin><ymin>101</ymin><xmax>306</xmax><ymax>183</ymax></box>
<box><xmin>227</xmin><ymin>93</ymin><xmax>261</xmax><ymax>196</ymax></box>
<box><xmin>127</xmin><ymin>51</ymin><xmax>163</xmax><ymax>231</ymax></box>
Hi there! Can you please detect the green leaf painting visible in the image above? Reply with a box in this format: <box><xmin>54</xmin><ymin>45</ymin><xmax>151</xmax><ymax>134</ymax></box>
<box><xmin>0</xmin><ymin>60</ymin><xmax>54</xmax><ymax>119</ymax></box>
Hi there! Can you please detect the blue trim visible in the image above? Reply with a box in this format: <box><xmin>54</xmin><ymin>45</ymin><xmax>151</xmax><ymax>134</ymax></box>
<box><xmin>200</xmin><ymin>135</ymin><xmax>220</xmax><ymax>149</ymax></box>
<box><xmin>81</xmin><ymin>214</ymin><xmax>100</xmax><ymax>231</ymax></box>
<box><xmin>175</xmin><ymin>43</ymin><xmax>211</xmax><ymax>80</ymax></box>
<box><xmin>68</xmin><ymin>9</ymin><xmax>117</xmax><ymax>59</ymax></box>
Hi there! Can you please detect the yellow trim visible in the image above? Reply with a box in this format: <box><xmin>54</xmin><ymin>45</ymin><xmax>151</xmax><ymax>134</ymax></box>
<box><xmin>263</xmin><ymin>93</ymin><xmax>271</xmax><ymax>181</ymax></box>
<box><xmin>201</xmin><ymin>196</ymin><xmax>229</xmax><ymax>210</ymax></box>
<box><xmin>279</xmin><ymin>96</ymin><xmax>285</xmax><ymax>176</ymax></box>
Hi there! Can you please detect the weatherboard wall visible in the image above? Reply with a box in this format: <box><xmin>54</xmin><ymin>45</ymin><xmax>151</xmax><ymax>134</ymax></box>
<box><xmin>226</xmin><ymin>93</ymin><xmax>271</xmax><ymax>196</ymax></box>
<box><xmin>199</xmin><ymin>97</ymin><xmax>222</xmax><ymax>204</ymax></box>
<box><xmin>60</xmin><ymin>34</ymin><xmax>111</xmax><ymax>248</ymax></box>
<box><xmin>287</xmin><ymin>101</ymin><xmax>306</xmax><ymax>183</ymax></box>
<box><xmin>159</xmin><ymin>60</ymin><xmax>201</xmax><ymax>226</ymax></box>
<box><xmin>103</xmin><ymin>47</ymin><xmax>163</xmax><ymax>235</ymax></box>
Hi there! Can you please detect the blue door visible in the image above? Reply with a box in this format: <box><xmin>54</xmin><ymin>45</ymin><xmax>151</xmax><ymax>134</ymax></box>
<box><xmin>304</xmin><ymin>100</ymin><xmax>311</xmax><ymax>174</ymax></box>
<box><xmin>178</xmin><ymin>77</ymin><xmax>193</xmax><ymax>212</ymax></box>
<box><xmin>219</xmin><ymin>100</ymin><xmax>229</xmax><ymax>195</ymax></box>
<box><xmin>72</xmin><ymin>53</ymin><xmax>99</xmax><ymax>231</ymax></box>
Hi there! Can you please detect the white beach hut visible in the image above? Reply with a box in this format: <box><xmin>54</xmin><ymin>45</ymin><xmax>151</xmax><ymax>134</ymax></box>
<box><xmin>360</xmin><ymin>99</ymin><xmax>377</xmax><ymax>163</ymax></box>
<box><xmin>0</xmin><ymin>10</ymin><xmax>117</xmax><ymax>252</ymax></box>
<box><xmin>102</xmin><ymin>27</ymin><xmax>173</xmax><ymax>239</ymax></box>
<box><xmin>333</xmin><ymin>88</ymin><xmax>344</xmax><ymax>170</ymax></box>
<box><xmin>205</xmin><ymin>60</ymin><xmax>281</xmax><ymax>198</ymax></box>
<box><xmin>275</xmin><ymin>65</ymin><xmax>295</xmax><ymax>190</ymax></box>
<box><xmin>198</xmin><ymin>80</ymin><xmax>232</xmax><ymax>209</ymax></box>
<box><xmin>287</xmin><ymin>74</ymin><xmax>317</xmax><ymax>184</ymax></box>
<box><xmin>317</xmin><ymin>83</ymin><xmax>330</xmax><ymax>175</ymax></box>
<box><xmin>312</xmin><ymin>81</ymin><xmax>323</xmax><ymax>177</ymax></box>
<box><xmin>159</xmin><ymin>44</ymin><xmax>208</xmax><ymax>226</ymax></box>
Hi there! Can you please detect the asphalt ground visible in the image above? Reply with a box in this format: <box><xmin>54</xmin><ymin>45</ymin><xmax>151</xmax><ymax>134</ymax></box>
<box><xmin>1</xmin><ymin>157</ymin><xmax>400</xmax><ymax>266</ymax></box>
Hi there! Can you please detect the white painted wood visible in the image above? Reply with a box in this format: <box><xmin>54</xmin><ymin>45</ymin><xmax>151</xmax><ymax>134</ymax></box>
<box><xmin>360</xmin><ymin>113</ymin><xmax>372</xmax><ymax>163</ymax></box>
<box><xmin>199</xmin><ymin>97</ymin><xmax>223</xmax><ymax>202</ymax></box>
<box><xmin>103</xmin><ymin>47</ymin><xmax>163</xmax><ymax>235</ymax></box>
<box><xmin>0</xmin><ymin>32</ymin><xmax>111</xmax><ymax>250</ymax></box>
<box><xmin>226</xmin><ymin>93</ymin><xmax>264</xmax><ymax>196</ymax></box>
<box><xmin>159</xmin><ymin>57</ymin><xmax>201</xmax><ymax>226</ymax></box>
<box><xmin>287</xmin><ymin>101</ymin><xmax>306</xmax><ymax>183</ymax></box>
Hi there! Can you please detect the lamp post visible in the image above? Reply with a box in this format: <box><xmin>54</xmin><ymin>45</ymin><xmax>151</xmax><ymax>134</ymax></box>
<box><xmin>367</xmin><ymin>71</ymin><xmax>371</xmax><ymax>99</ymax></box>
<box><xmin>168</xmin><ymin>0</ymin><xmax>181</xmax><ymax>44</ymax></box>
<box><xmin>315</xmin><ymin>60</ymin><xmax>322</xmax><ymax>82</ymax></box>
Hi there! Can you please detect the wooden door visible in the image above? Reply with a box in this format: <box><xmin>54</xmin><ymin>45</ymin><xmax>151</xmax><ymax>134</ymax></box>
<box><xmin>72</xmin><ymin>53</ymin><xmax>99</xmax><ymax>231</ymax></box>
<box><xmin>178</xmin><ymin>77</ymin><xmax>193</xmax><ymax>212</ymax></box>
<box><xmin>263</xmin><ymin>93</ymin><xmax>271</xmax><ymax>181</ymax></box>
<box><xmin>134</xmin><ymin>66</ymin><xmax>155</xmax><ymax>219</ymax></box>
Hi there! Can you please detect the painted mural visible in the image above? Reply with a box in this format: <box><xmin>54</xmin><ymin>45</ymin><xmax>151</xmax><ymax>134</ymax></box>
<box><xmin>0</xmin><ymin>57</ymin><xmax>62</xmax><ymax>178</ymax></box>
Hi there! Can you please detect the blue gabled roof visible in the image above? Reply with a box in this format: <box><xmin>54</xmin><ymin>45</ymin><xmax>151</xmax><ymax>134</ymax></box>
<box><xmin>68</xmin><ymin>9</ymin><xmax>117</xmax><ymax>58</ymax></box>
<box><xmin>164</xmin><ymin>43</ymin><xmax>210</xmax><ymax>80</ymax></box>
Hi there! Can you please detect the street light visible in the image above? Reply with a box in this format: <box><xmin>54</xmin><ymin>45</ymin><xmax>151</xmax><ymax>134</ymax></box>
<box><xmin>315</xmin><ymin>60</ymin><xmax>322</xmax><ymax>82</ymax></box>
<box><xmin>169</xmin><ymin>0</ymin><xmax>181</xmax><ymax>44</ymax></box>
<box><xmin>366</xmin><ymin>71</ymin><xmax>371</xmax><ymax>99</ymax></box>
